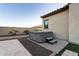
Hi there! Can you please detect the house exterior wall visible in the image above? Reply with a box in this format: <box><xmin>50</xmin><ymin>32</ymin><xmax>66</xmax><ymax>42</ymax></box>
<box><xmin>42</xmin><ymin>10</ymin><xmax>69</xmax><ymax>40</ymax></box>
<box><xmin>69</xmin><ymin>3</ymin><xmax>79</xmax><ymax>44</ymax></box>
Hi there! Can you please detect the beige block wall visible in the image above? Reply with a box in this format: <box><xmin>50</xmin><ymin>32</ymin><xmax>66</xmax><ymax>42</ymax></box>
<box><xmin>42</xmin><ymin>10</ymin><xmax>69</xmax><ymax>40</ymax></box>
<box><xmin>69</xmin><ymin>3</ymin><xmax>79</xmax><ymax>44</ymax></box>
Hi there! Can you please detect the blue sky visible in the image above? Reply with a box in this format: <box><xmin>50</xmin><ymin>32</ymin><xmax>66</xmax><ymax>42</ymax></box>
<box><xmin>0</xmin><ymin>3</ymin><xmax>67</xmax><ymax>28</ymax></box>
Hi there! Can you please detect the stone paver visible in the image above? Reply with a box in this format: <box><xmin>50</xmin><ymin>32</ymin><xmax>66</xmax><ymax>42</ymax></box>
<box><xmin>0</xmin><ymin>39</ymin><xmax>31</xmax><ymax>56</ymax></box>
<box><xmin>62</xmin><ymin>50</ymin><xmax>78</xmax><ymax>56</ymax></box>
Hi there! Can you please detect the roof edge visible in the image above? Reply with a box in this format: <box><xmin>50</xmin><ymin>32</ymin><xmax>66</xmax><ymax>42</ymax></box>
<box><xmin>41</xmin><ymin>4</ymin><xmax>69</xmax><ymax>18</ymax></box>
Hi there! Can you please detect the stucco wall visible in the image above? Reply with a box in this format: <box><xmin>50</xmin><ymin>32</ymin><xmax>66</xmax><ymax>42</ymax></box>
<box><xmin>69</xmin><ymin>3</ymin><xmax>79</xmax><ymax>44</ymax></box>
<box><xmin>42</xmin><ymin>10</ymin><xmax>69</xmax><ymax>40</ymax></box>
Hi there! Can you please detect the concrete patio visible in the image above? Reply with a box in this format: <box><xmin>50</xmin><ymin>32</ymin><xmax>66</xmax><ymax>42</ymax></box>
<box><xmin>0</xmin><ymin>35</ymin><xmax>68</xmax><ymax>56</ymax></box>
<box><xmin>62</xmin><ymin>50</ymin><xmax>78</xmax><ymax>56</ymax></box>
<box><xmin>27</xmin><ymin>38</ymin><xmax>68</xmax><ymax>56</ymax></box>
<box><xmin>0</xmin><ymin>39</ymin><xmax>31</xmax><ymax>56</ymax></box>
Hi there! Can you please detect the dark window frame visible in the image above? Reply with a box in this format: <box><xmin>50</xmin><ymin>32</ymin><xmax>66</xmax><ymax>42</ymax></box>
<box><xmin>44</xmin><ymin>20</ymin><xmax>48</xmax><ymax>29</ymax></box>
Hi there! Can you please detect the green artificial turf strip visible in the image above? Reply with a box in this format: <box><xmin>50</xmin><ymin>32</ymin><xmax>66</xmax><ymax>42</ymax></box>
<box><xmin>56</xmin><ymin>43</ymin><xmax>79</xmax><ymax>56</ymax></box>
<box><xmin>66</xmin><ymin>43</ymin><xmax>79</xmax><ymax>53</ymax></box>
<box><xmin>55</xmin><ymin>43</ymin><xmax>69</xmax><ymax>56</ymax></box>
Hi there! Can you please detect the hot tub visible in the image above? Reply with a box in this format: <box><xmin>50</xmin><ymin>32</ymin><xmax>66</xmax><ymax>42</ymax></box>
<box><xmin>29</xmin><ymin>31</ymin><xmax>54</xmax><ymax>43</ymax></box>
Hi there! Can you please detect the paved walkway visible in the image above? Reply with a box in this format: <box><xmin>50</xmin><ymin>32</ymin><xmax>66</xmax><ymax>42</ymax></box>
<box><xmin>28</xmin><ymin>38</ymin><xmax>68</xmax><ymax>56</ymax></box>
<box><xmin>0</xmin><ymin>39</ymin><xmax>31</xmax><ymax>56</ymax></box>
<box><xmin>62</xmin><ymin>49</ymin><xmax>78</xmax><ymax>56</ymax></box>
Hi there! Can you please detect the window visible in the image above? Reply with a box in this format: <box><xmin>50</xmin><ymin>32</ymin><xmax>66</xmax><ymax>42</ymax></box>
<box><xmin>44</xmin><ymin>20</ymin><xmax>48</xmax><ymax>29</ymax></box>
